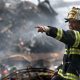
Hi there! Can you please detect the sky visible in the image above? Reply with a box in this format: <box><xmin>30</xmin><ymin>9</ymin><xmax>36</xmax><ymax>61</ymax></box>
<box><xmin>21</xmin><ymin>0</ymin><xmax>80</xmax><ymax>5</ymax></box>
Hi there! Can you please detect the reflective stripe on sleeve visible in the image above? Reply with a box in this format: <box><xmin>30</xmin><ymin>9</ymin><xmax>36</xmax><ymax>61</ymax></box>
<box><xmin>55</xmin><ymin>28</ymin><xmax>63</xmax><ymax>40</ymax></box>
<box><xmin>73</xmin><ymin>30</ymin><xmax>80</xmax><ymax>47</ymax></box>
<box><xmin>65</xmin><ymin>48</ymin><xmax>80</xmax><ymax>55</ymax></box>
<box><xmin>58</xmin><ymin>69</ymin><xmax>79</xmax><ymax>80</ymax></box>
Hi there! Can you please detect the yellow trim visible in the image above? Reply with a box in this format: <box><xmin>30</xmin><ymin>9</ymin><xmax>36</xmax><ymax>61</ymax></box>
<box><xmin>73</xmin><ymin>30</ymin><xmax>80</xmax><ymax>47</ymax></box>
<box><xmin>56</xmin><ymin>28</ymin><xmax>63</xmax><ymax>40</ymax></box>
<box><xmin>65</xmin><ymin>48</ymin><xmax>80</xmax><ymax>55</ymax></box>
<box><xmin>64</xmin><ymin>49</ymin><xmax>67</xmax><ymax>54</ymax></box>
<box><xmin>69</xmin><ymin>48</ymin><xmax>80</xmax><ymax>54</ymax></box>
<box><xmin>58</xmin><ymin>69</ymin><xmax>79</xmax><ymax>80</ymax></box>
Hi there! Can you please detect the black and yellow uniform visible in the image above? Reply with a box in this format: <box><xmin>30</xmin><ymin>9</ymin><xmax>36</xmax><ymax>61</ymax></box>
<box><xmin>46</xmin><ymin>26</ymin><xmax>80</xmax><ymax>80</ymax></box>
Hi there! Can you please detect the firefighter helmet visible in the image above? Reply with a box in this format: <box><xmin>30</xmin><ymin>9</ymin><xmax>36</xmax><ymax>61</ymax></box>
<box><xmin>65</xmin><ymin>7</ymin><xmax>80</xmax><ymax>22</ymax></box>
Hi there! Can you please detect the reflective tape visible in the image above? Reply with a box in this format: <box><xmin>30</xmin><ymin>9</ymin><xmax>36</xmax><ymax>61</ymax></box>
<box><xmin>56</xmin><ymin>28</ymin><xmax>63</xmax><ymax>40</ymax></box>
<box><xmin>58</xmin><ymin>69</ymin><xmax>79</xmax><ymax>80</ymax></box>
<box><xmin>64</xmin><ymin>48</ymin><xmax>80</xmax><ymax>55</ymax></box>
<box><xmin>73</xmin><ymin>30</ymin><xmax>80</xmax><ymax>47</ymax></box>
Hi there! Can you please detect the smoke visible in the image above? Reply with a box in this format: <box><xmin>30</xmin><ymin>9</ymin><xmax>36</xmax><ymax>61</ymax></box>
<box><xmin>0</xmin><ymin>0</ymin><xmax>65</xmax><ymax>71</ymax></box>
<box><xmin>0</xmin><ymin>1</ymin><xmax>80</xmax><ymax>78</ymax></box>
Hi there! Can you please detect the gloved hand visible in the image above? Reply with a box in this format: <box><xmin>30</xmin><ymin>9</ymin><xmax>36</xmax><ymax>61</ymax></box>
<box><xmin>35</xmin><ymin>25</ymin><xmax>50</xmax><ymax>33</ymax></box>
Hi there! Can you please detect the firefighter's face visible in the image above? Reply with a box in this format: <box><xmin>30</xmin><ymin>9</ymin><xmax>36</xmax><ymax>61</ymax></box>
<box><xmin>68</xmin><ymin>20</ymin><xmax>80</xmax><ymax>30</ymax></box>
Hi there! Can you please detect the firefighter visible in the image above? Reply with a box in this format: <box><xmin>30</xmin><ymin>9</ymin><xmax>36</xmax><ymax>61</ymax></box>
<box><xmin>36</xmin><ymin>7</ymin><xmax>80</xmax><ymax>80</ymax></box>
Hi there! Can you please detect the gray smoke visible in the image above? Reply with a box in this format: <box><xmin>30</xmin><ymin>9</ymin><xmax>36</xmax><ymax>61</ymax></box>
<box><xmin>0</xmin><ymin>0</ymin><xmax>65</xmax><ymax>71</ymax></box>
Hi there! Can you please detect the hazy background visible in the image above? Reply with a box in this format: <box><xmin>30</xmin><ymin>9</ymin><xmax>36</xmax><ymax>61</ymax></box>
<box><xmin>0</xmin><ymin>0</ymin><xmax>80</xmax><ymax>78</ymax></box>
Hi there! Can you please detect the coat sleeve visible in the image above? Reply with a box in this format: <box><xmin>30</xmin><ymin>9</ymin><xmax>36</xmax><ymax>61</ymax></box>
<box><xmin>46</xmin><ymin>26</ymin><xmax>80</xmax><ymax>47</ymax></box>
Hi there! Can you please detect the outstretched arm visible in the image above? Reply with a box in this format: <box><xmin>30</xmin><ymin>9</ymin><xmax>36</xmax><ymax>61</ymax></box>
<box><xmin>36</xmin><ymin>25</ymin><xmax>80</xmax><ymax>47</ymax></box>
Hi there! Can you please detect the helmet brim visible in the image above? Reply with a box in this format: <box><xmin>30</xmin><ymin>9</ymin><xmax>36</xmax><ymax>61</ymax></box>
<box><xmin>65</xmin><ymin>18</ymin><xmax>69</xmax><ymax>22</ymax></box>
<box><xmin>64</xmin><ymin>18</ymin><xmax>78</xmax><ymax>22</ymax></box>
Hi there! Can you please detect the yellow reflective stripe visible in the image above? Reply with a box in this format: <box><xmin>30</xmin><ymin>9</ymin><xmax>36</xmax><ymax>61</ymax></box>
<box><xmin>64</xmin><ymin>49</ymin><xmax>67</xmax><ymax>54</ymax></box>
<box><xmin>64</xmin><ymin>52</ymin><xmax>67</xmax><ymax>54</ymax></box>
<box><xmin>69</xmin><ymin>48</ymin><xmax>80</xmax><ymax>54</ymax></box>
<box><xmin>56</xmin><ymin>28</ymin><xmax>63</xmax><ymax>40</ymax></box>
<box><xmin>66</xmin><ymin>73</ymin><xmax>79</xmax><ymax>80</ymax></box>
<box><xmin>65</xmin><ymin>48</ymin><xmax>80</xmax><ymax>55</ymax></box>
<box><xmin>58</xmin><ymin>69</ymin><xmax>79</xmax><ymax>80</ymax></box>
<box><xmin>73</xmin><ymin>30</ymin><xmax>80</xmax><ymax>47</ymax></box>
